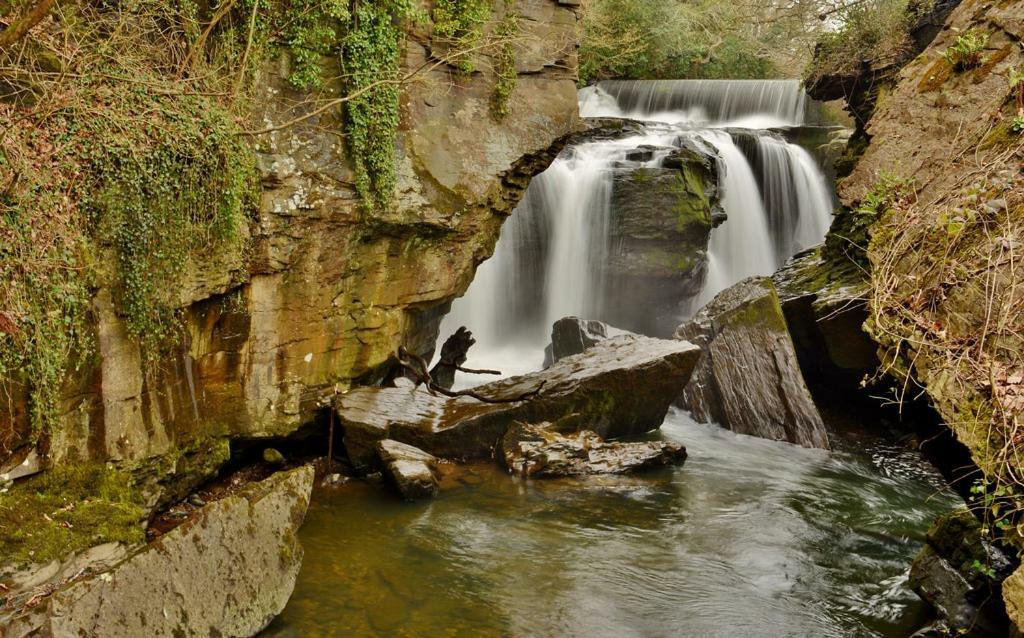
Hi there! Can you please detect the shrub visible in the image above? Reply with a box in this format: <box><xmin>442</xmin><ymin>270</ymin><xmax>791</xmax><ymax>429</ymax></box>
<box><xmin>807</xmin><ymin>0</ymin><xmax>917</xmax><ymax>83</ymax></box>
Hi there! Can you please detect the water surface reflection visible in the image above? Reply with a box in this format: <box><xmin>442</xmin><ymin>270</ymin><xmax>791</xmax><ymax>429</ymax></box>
<box><xmin>265</xmin><ymin>410</ymin><xmax>957</xmax><ymax>638</ymax></box>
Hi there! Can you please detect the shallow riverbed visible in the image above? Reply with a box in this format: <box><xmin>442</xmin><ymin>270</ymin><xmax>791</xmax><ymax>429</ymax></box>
<box><xmin>264</xmin><ymin>410</ymin><xmax>957</xmax><ymax>638</ymax></box>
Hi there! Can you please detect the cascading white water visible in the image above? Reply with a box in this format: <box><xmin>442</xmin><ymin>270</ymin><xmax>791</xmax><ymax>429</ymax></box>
<box><xmin>693</xmin><ymin>131</ymin><xmax>776</xmax><ymax>308</ymax></box>
<box><xmin>440</xmin><ymin>80</ymin><xmax>837</xmax><ymax>382</ymax></box>
<box><xmin>579</xmin><ymin>79</ymin><xmax>811</xmax><ymax>127</ymax></box>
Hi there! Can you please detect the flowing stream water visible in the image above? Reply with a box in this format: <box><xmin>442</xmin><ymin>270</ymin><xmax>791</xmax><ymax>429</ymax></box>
<box><xmin>266</xmin><ymin>411</ymin><xmax>958</xmax><ymax>638</ymax></box>
<box><xmin>265</xmin><ymin>81</ymin><xmax>959</xmax><ymax>637</ymax></box>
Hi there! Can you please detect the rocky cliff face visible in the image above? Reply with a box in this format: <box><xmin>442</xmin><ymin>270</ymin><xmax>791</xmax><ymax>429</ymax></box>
<box><xmin>811</xmin><ymin>0</ymin><xmax>1024</xmax><ymax>630</ymax></box>
<box><xmin>0</xmin><ymin>1</ymin><xmax>582</xmax><ymax>496</ymax></box>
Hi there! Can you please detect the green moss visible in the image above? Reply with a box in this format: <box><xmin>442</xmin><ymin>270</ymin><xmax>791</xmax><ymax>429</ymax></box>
<box><xmin>724</xmin><ymin>283</ymin><xmax>789</xmax><ymax>333</ymax></box>
<box><xmin>675</xmin><ymin>164</ymin><xmax>714</xmax><ymax>234</ymax></box>
<box><xmin>0</xmin><ymin>462</ymin><xmax>146</xmax><ymax>566</ymax></box>
<box><xmin>136</xmin><ymin>436</ymin><xmax>233</xmax><ymax>508</ymax></box>
<box><xmin>825</xmin><ymin>172</ymin><xmax>914</xmax><ymax>272</ymax></box>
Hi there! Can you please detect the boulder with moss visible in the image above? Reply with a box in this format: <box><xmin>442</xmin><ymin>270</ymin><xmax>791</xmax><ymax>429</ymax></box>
<box><xmin>602</xmin><ymin>138</ymin><xmax>723</xmax><ymax>335</ymax></box>
<box><xmin>676</xmin><ymin>276</ymin><xmax>829</xmax><ymax>449</ymax></box>
<box><xmin>2</xmin><ymin>466</ymin><xmax>314</xmax><ymax>638</ymax></box>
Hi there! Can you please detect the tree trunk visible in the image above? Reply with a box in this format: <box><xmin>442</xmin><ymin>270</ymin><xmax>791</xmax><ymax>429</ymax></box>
<box><xmin>0</xmin><ymin>0</ymin><xmax>57</xmax><ymax>49</ymax></box>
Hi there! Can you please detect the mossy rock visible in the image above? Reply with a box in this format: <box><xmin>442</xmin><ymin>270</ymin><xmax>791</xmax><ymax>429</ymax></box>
<box><xmin>0</xmin><ymin>462</ymin><xmax>146</xmax><ymax>567</ymax></box>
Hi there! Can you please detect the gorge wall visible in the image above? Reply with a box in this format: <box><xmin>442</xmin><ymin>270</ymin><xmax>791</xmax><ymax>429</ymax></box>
<box><xmin>807</xmin><ymin>0</ymin><xmax>1024</xmax><ymax>630</ymax></box>
<box><xmin>0</xmin><ymin>0</ymin><xmax>582</xmax><ymax>500</ymax></box>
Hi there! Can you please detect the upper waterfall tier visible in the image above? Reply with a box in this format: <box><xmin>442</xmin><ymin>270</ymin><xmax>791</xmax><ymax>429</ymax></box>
<box><xmin>579</xmin><ymin>80</ymin><xmax>811</xmax><ymax>128</ymax></box>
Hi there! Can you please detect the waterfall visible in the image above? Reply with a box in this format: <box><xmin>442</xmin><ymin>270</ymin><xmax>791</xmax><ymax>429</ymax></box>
<box><xmin>440</xmin><ymin>80</ymin><xmax>837</xmax><ymax>380</ymax></box>
<box><xmin>692</xmin><ymin>131</ymin><xmax>776</xmax><ymax>308</ymax></box>
<box><xmin>578</xmin><ymin>79</ymin><xmax>811</xmax><ymax>127</ymax></box>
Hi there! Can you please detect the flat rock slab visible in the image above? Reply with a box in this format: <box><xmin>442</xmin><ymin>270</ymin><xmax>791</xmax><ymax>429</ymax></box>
<box><xmin>4</xmin><ymin>466</ymin><xmax>314</xmax><ymax>638</ymax></box>
<box><xmin>500</xmin><ymin>422</ymin><xmax>687</xmax><ymax>478</ymax></box>
<box><xmin>377</xmin><ymin>440</ymin><xmax>439</xmax><ymax>500</ymax></box>
<box><xmin>336</xmin><ymin>335</ymin><xmax>701</xmax><ymax>468</ymax></box>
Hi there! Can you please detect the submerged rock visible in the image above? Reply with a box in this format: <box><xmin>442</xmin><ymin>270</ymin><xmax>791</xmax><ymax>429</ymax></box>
<box><xmin>377</xmin><ymin>439</ymin><xmax>439</xmax><ymax>500</ymax></box>
<box><xmin>336</xmin><ymin>335</ymin><xmax>702</xmax><ymax>468</ymax></box>
<box><xmin>676</xmin><ymin>276</ymin><xmax>829</xmax><ymax>449</ymax></box>
<box><xmin>500</xmin><ymin>422</ymin><xmax>686</xmax><ymax>478</ymax></box>
<box><xmin>2</xmin><ymin>466</ymin><xmax>314</xmax><ymax>638</ymax></box>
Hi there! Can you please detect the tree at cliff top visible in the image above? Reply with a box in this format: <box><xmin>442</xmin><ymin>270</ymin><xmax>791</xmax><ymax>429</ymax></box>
<box><xmin>805</xmin><ymin>0</ymin><xmax>923</xmax><ymax>86</ymax></box>
<box><xmin>578</xmin><ymin>0</ymin><xmax>884</xmax><ymax>82</ymax></box>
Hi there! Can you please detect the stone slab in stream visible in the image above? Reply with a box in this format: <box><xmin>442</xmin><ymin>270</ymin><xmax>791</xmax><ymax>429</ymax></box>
<box><xmin>500</xmin><ymin>422</ymin><xmax>687</xmax><ymax>478</ymax></box>
<box><xmin>336</xmin><ymin>335</ymin><xmax>702</xmax><ymax>468</ymax></box>
<box><xmin>3</xmin><ymin>466</ymin><xmax>314</xmax><ymax>638</ymax></box>
<box><xmin>377</xmin><ymin>439</ymin><xmax>440</xmax><ymax>500</ymax></box>
<box><xmin>676</xmin><ymin>276</ymin><xmax>830</xmax><ymax>449</ymax></box>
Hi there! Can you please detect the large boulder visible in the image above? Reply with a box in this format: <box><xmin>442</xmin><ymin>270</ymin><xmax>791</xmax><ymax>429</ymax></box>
<box><xmin>676</xmin><ymin>277</ymin><xmax>830</xmax><ymax>449</ymax></box>
<box><xmin>603</xmin><ymin>138</ymin><xmax>723</xmax><ymax>335</ymax></box>
<box><xmin>377</xmin><ymin>439</ymin><xmax>439</xmax><ymax>500</ymax></box>
<box><xmin>2</xmin><ymin>466</ymin><xmax>314</xmax><ymax>638</ymax></box>
<box><xmin>336</xmin><ymin>335</ymin><xmax>702</xmax><ymax>469</ymax></box>
<box><xmin>772</xmin><ymin>249</ymin><xmax>879</xmax><ymax>399</ymax></box>
<box><xmin>500</xmin><ymin>422</ymin><xmax>686</xmax><ymax>478</ymax></box>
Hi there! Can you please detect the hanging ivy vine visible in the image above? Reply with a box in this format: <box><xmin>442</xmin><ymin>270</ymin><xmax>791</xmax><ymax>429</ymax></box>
<box><xmin>491</xmin><ymin>3</ymin><xmax>520</xmax><ymax>120</ymax></box>
<box><xmin>433</xmin><ymin>0</ymin><xmax>492</xmax><ymax>74</ymax></box>
<box><xmin>343</xmin><ymin>0</ymin><xmax>421</xmax><ymax>211</ymax></box>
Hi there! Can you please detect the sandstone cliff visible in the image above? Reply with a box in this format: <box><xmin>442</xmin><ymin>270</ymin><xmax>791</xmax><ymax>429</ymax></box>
<box><xmin>0</xmin><ymin>1</ymin><xmax>581</xmax><ymax>502</ymax></box>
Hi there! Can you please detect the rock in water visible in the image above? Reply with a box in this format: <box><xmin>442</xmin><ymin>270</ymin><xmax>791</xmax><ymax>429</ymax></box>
<box><xmin>676</xmin><ymin>276</ymin><xmax>830</xmax><ymax>449</ymax></box>
<box><xmin>545</xmin><ymin>316</ymin><xmax>610</xmax><ymax>367</ymax></box>
<box><xmin>377</xmin><ymin>439</ymin><xmax>439</xmax><ymax>500</ymax></box>
<box><xmin>909</xmin><ymin>509</ymin><xmax>1012</xmax><ymax>636</ymax></box>
<box><xmin>336</xmin><ymin>335</ymin><xmax>702</xmax><ymax>468</ymax></box>
<box><xmin>2</xmin><ymin>466</ymin><xmax>314</xmax><ymax>637</ymax></box>
<box><xmin>603</xmin><ymin>139</ymin><xmax>723</xmax><ymax>335</ymax></box>
<box><xmin>500</xmin><ymin>422</ymin><xmax>686</xmax><ymax>477</ymax></box>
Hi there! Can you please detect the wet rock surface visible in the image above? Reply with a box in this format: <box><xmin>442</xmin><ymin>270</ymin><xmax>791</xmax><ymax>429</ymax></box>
<box><xmin>2</xmin><ymin>466</ymin><xmax>314</xmax><ymax>638</ymax></box>
<box><xmin>500</xmin><ymin>422</ymin><xmax>686</xmax><ymax>478</ymax></box>
<box><xmin>676</xmin><ymin>276</ymin><xmax>829</xmax><ymax>449</ymax></box>
<box><xmin>908</xmin><ymin>509</ymin><xmax>1013</xmax><ymax>637</ymax></box>
<box><xmin>604</xmin><ymin>137</ymin><xmax>722</xmax><ymax>335</ymax></box>
<box><xmin>377</xmin><ymin>440</ymin><xmax>439</xmax><ymax>500</ymax></box>
<box><xmin>544</xmin><ymin>316</ymin><xmax>611</xmax><ymax>367</ymax></box>
<box><xmin>336</xmin><ymin>335</ymin><xmax>702</xmax><ymax>468</ymax></box>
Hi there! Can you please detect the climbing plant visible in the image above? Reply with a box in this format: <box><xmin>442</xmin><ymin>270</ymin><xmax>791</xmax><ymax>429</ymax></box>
<box><xmin>491</xmin><ymin>4</ymin><xmax>519</xmax><ymax>120</ymax></box>
<box><xmin>432</xmin><ymin>0</ymin><xmax>492</xmax><ymax>74</ymax></box>
<box><xmin>280</xmin><ymin>0</ymin><xmax>352</xmax><ymax>90</ymax></box>
<box><xmin>343</xmin><ymin>0</ymin><xmax>422</xmax><ymax>211</ymax></box>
